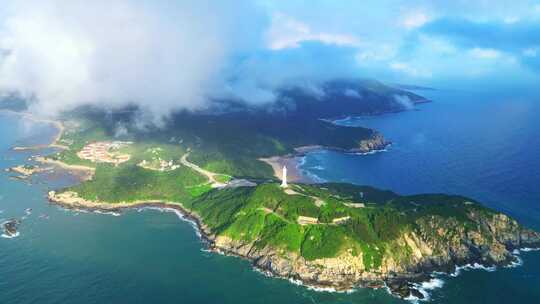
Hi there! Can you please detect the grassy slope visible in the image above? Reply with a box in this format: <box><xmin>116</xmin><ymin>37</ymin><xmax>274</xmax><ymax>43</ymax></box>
<box><xmin>49</xmin><ymin>106</ymin><xmax>503</xmax><ymax>270</ymax></box>
<box><xmin>185</xmin><ymin>183</ymin><xmax>493</xmax><ymax>269</ymax></box>
<box><xmin>53</xmin><ymin>118</ymin><xmax>210</xmax><ymax>202</ymax></box>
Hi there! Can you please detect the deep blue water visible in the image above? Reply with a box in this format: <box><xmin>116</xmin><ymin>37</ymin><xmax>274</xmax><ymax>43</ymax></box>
<box><xmin>301</xmin><ymin>89</ymin><xmax>540</xmax><ymax>302</ymax></box>
<box><xmin>1</xmin><ymin>88</ymin><xmax>540</xmax><ymax>304</ymax></box>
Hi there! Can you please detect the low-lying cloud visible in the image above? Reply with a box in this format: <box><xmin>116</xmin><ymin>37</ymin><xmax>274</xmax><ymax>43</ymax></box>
<box><xmin>0</xmin><ymin>0</ymin><xmax>265</xmax><ymax>120</ymax></box>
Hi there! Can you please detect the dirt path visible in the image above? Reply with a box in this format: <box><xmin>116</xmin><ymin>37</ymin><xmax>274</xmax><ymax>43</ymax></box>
<box><xmin>180</xmin><ymin>153</ymin><xmax>229</xmax><ymax>188</ymax></box>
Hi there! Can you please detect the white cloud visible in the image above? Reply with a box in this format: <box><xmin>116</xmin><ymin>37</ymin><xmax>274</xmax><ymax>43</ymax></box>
<box><xmin>0</xmin><ymin>0</ymin><xmax>262</xmax><ymax>121</ymax></box>
<box><xmin>402</xmin><ymin>11</ymin><xmax>431</xmax><ymax>29</ymax></box>
<box><xmin>468</xmin><ymin>48</ymin><xmax>502</xmax><ymax>59</ymax></box>
<box><xmin>266</xmin><ymin>13</ymin><xmax>361</xmax><ymax>50</ymax></box>
<box><xmin>389</xmin><ymin>61</ymin><xmax>432</xmax><ymax>78</ymax></box>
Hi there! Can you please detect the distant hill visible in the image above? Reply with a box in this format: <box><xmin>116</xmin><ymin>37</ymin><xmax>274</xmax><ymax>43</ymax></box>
<box><xmin>216</xmin><ymin>79</ymin><xmax>430</xmax><ymax>120</ymax></box>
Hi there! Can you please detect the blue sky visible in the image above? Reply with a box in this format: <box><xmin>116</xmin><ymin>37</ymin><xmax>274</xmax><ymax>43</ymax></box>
<box><xmin>0</xmin><ymin>1</ymin><xmax>539</xmax><ymax>117</ymax></box>
<box><xmin>255</xmin><ymin>0</ymin><xmax>540</xmax><ymax>88</ymax></box>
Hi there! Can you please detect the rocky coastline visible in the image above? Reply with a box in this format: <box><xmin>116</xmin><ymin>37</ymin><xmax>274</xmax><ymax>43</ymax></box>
<box><xmin>47</xmin><ymin>190</ymin><xmax>540</xmax><ymax>300</ymax></box>
<box><xmin>16</xmin><ymin>109</ymin><xmax>540</xmax><ymax>300</ymax></box>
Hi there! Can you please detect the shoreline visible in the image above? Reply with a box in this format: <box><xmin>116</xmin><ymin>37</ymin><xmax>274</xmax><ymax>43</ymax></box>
<box><xmin>7</xmin><ymin>108</ymin><xmax>539</xmax><ymax>300</ymax></box>
<box><xmin>1</xmin><ymin>109</ymin><xmax>94</xmax><ymax>178</ymax></box>
<box><xmin>259</xmin><ymin>155</ymin><xmax>313</xmax><ymax>184</ymax></box>
<box><xmin>33</xmin><ymin>156</ymin><xmax>95</xmax><ymax>173</ymax></box>
<box><xmin>47</xmin><ymin>190</ymin><xmax>536</xmax><ymax>301</ymax></box>
<box><xmin>0</xmin><ymin>109</ymin><xmax>68</xmax><ymax>150</ymax></box>
<box><xmin>259</xmin><ymin>143</ymin><xmax>390</xmax><ymax>185</ymax></box>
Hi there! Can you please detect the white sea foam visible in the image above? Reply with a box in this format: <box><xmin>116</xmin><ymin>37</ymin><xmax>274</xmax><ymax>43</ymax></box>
<box><xmin>352</xmin><ymin>145</ymin><xmax>391</xmax><ymax>156</ymax></box>
<box><xmin>287</xmin><ymin>277</ymin><xmax>354</xmax><ymax>293</ymax></box>
<box><xmin>505</xmin><ymin>255</ymin><xmax>524</xmax><ymax>268</ymax></box>
<box><xmin>93</xmin><ymin>210</ymin><xmax>121</xmax><ymax>217</ymax></box>
<box><xmin>253</xmin><ymin>267</ymin><xmax>354</xmax><ymax>294</ymax></box>
<box><xmin>404</xmin><ymin>278</ymin><xmax>445</xmax><ymax>302</ymax></box>
<box><xmin>301</xmin><ymin>169</ymin><xmax>327</xmax><ymax>183</ymax></box>
<box><xmin>297</xmin><ymin>156</ymin><xmax>307</xmax><ymax>167</ymax></box>
<box><xmin>451</xmin><ymin>263</ymin><xmax>497</xmax><ymax>277</ymax></box>
<box><xmin>1</xmin><ymin>231</ymin><xmax>20</xmax><ymax>239</ymax></box>
<box><xmin>521</xmin><ymin>247</ymin><xmax>540</xmax><ymax>252</ymax></box>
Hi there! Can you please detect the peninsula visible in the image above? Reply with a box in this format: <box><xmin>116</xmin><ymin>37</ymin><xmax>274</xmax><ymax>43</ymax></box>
<box><xmin>11</xmin><ymin>79</ymin><xmax>540</xmax><ymax>299</ymax></box>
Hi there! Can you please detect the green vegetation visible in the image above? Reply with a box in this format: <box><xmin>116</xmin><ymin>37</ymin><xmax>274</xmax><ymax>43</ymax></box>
<box><xmin>181</xmin><ymin>183</ymin><xmax>491</xmax><ymax>265</ymax></box>
<box><xmin>214</xmin><ymin>174</ymin><xmax>232</xmax><ymax>184</ymax></box>
<box><xmin>47</xmin><ymin>84</ymin><xmax>495</xmax><ymax>269</ymax></box>
<box><xmin>71</xmin><ymin>163</ymin><xmax>206</xmax><ymax>203</ymax></box>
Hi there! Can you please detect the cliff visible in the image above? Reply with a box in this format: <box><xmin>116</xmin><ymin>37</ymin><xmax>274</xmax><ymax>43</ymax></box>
<box><xmin>183</xmin><ymin>184</ymin><xmax>540</xmax><ymax>299</ymax></box>
<box><xmin>48</xmin><ymin>181</ymin><xmax>540</xmax><ymax>300</ymax></box>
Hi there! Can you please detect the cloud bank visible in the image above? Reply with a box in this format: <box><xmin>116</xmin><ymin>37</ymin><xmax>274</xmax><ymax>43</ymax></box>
<box><xmin>1</xmin><ymin>0</ymin><xmax>540</xmax><ymax>120</ymax></box>
<box><xmin>0</xmin><ymin>0</ymin><xmax>264</xmax><ymax>119</ymax></box>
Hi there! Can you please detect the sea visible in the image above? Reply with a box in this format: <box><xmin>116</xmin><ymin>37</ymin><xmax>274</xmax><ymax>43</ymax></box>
<box><xmin>1</xmin><ymin>88</ymin><xmax>539</xmax><ymax>303</ymax></box>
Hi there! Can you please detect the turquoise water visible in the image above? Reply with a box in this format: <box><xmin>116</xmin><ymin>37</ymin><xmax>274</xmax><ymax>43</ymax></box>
<box><xmin>1</xmin><ymin>88</ymin><xmax>540</xmax><ymax>303</ymax></box>
<box><xmin>0</xmin><ymin>112</ymin><xmax>399</xmax><ymax>304</ymax></box>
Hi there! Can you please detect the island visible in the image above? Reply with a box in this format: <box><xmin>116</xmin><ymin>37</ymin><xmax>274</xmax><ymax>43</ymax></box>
<box><xmin>2</xmin><ymin>219</ymin><xmax>21</xmax><ymax>238</ymax></box>
<box><xmin>12</xmin><ymin>79</ymin><xmax>540</xmax><ymax>299</ymax></box>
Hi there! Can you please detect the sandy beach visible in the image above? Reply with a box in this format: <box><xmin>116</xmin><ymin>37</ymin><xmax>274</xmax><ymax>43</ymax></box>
<box><xmin>259</xmin><ymin>155</ymin><xmax>314</xmax><ymax>184</ymax></box>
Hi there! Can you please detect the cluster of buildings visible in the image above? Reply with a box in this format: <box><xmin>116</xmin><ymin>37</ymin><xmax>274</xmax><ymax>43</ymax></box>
<box><xmin>136</xmin><ymin>147</ymin><xmax>181</xmax><ymax>171</ymax></box>
<box><xmin>139</xmin><ymin>159</ymin><xmax>180</xmax><ymax>172</ymax></box>
<box><xmin>77</xmin><ymin>141</ymin><xmax>131</xmax><ymax>165</ymax></box>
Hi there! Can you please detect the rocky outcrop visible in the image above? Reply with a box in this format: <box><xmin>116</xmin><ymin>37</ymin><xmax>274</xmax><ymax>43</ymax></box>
<box><xmin>356</xmin><ymin>132</ymin><xmax>390</xmax><ymax>153</ymax></box>
<box><xmin>2</xmin><ymin>219</ymin><xmax>21</xmax><ymax>237</ymax></box>
<box><xmin>206</xmin><ymin>211</ymin><xmax>540</xmax><ymax>299</ymax></box>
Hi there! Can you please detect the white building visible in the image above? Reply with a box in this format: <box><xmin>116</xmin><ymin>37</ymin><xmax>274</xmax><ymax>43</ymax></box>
<box><xmin>280</xmin><ymin>166</ymin><xmax>288</xmax><ymax>188</ymax></box>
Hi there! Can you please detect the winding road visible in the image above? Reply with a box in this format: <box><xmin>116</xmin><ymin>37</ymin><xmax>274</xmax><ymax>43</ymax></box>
<box><xmin>180</xmin><ymin>152</ymin><xmax>229</xmax><ymax>188</ymax></box>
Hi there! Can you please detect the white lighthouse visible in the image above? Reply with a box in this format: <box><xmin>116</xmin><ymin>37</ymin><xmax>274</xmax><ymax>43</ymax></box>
<box><xmin>280</xmin><ymin>165</ymin><xmax>288</xmax><ymax>188</ymax></box>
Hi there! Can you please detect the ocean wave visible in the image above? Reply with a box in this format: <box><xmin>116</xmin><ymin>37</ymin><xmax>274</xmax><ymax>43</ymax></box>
<box><xmin>297</xmin><ymin>156</ymin><xmax>307</xmax><ymax>167</ymax></box>
<box><xmin>403</xmin><ymin>278</ymin><xmax>445</xmax><ymax>303</ymax></box>
<box><xmin>1</xmin><ymin>231</ymin><xmax>20</xmax><ymax>239</ymax></box>
<box><xmin>300</xmin><ymin>169</ymin><xmax>327</xmax><ymax>183</ymax></box>
<box><xmin>521</xmin><ymin>247</ymin><xmax>540</xmax><ymax>252</ymax></box>
<box><xmin>505</xmin><ymin>255</ymin><xmax>524</xmax><ymax>268</ymax></box>
<box><xmin>296</xmin><ymin>155</ymin><xmax>327</xmax><ymax>183</ymax></box>
<box><xmin>59</xmin><ymin>207</ymin><xmax>120</xmax><ymax>217</ymax></box>
<box><xmin>330</xmin><ymin>116</ymin><xmax>353</xmax><ymax>125</ymax></box>
<box><xmin>450</xmin><ymin>263</ymin><xmax>496</xmax><ymax>277</ymax></box>
<box><xmin>93</xmin><ymin>210</ymin><xmax>121</xmax><ymax>217</ymax></box>
<box><xmin>352</xmin><ymin>145</ymin><xmax>391</xmax><ymax>156</ymax></box>
<box><xmin>253</xmin><ymin>267</ymin><xmax>355</xmax><ymax>294</ymax></box>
